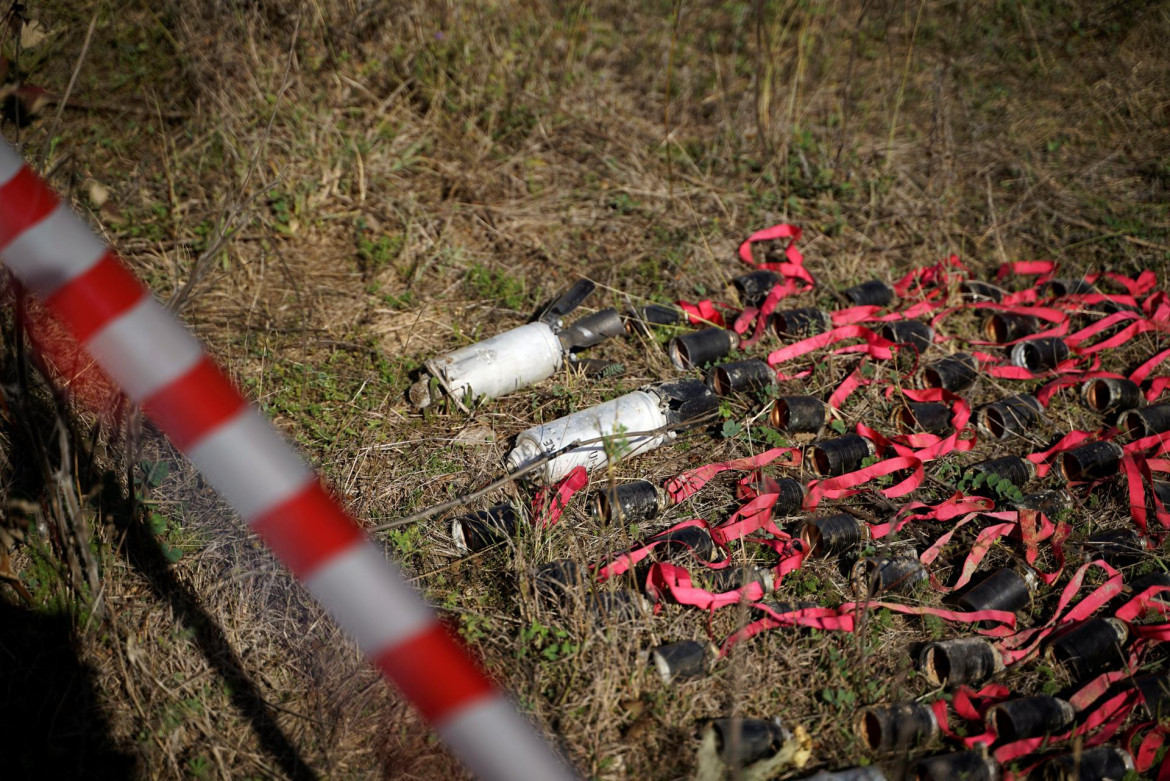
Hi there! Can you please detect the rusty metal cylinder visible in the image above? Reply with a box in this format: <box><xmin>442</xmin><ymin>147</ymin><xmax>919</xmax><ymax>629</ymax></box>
<box><xmin>986</xmin><ymin>695</ymin><xmax>1075</xmax><ymax>742</ymax></box>
<box><xmin>771</xmin><ymin>307</ymin><xmax>832</xmax><ymax>338</ymax></box>
<box><xmin>810</xmin><ymin>434</ymin><xmax>875</xmax><ymax>476</ymax></box>
<box><xmin>851</xmin><ymin>556</ymin><xmax>928</xmax><ymax>597</ymax></box>
<box><xmin>960</xmin><ymin>280</ymin><xmax>1006</xmax><ymax>303</ymax></box>
<box><xmin>590</xmin><ymin>480</ymin><xmax>664</xmax><ymax>524</ymax></box>
<box><xmin>700</xmin><ymin>565</ymin><xmax>774</xmax><ymax>594</ymax></box>
<box><xmin>958</xmin><ymin>568</ymin><xmax>1034</xmax><ymax>615</ymax></box>
<box><xmin>1059</xmin><ymin>441</ymin><xmax>1124</xmax><ymax>482</ymax></box>
<box><xmin>732</xmin><ymin>269</ymin><xmax>781</xmax><ymax>307</ymax></box>
<box><xmin>1047</xmin><ymin>617</ymin><xmax>1129</xmax><ymax>679</ymax></box>
<box><xmin>1041</xmin><ymin>746</ymin><xmax>1134</xmax><ymax>781</ymax></box>
<box><xmin>650</xmin><ymin>640</ymin><xmax>707</xmax><ymax>683</ymax></box>
<box><xmin>984</xmin><ymin>312</ymin><xmax>1039</xmax><ymax>343</ymax></box>
<box><xmin>772</xmin><ymin>395</ymin><xmax>828</xmax><ymax>433</ymax></box>
<box><xmin>801</xmin><ymin>513</ymin><xmax>870</xmax><ymax>556</ymax></box>
<box><xmin>1081</xmin><ymin>377</ymin><xmax>1141</xmax><ymax>414</ymax></box>
<box><xmin>1121</xmin><ymin>402</ymin><xmax>1170</xmax><ymax>440</ymax></box>
<box><xmin>711</xmin><ymin>717</ymin><xmax>790</xmax><ymax>766</ymax></box>
<box><xmin>669</xmin><ymin>327</ymin><xmax>737</xmax><ymax>370</ymax></box>
<box><xmin>451</xmin><ymin>504</ymin><xmax>518</xmax><ymax>553</ymax></box>
<box><xmin>843</xmin><ymin>279</ymin><xmax>894</xmax><ymax>307</ymax></box>
<box><xmin>707</xmin><ymin>358</ymin><xmax>774</xmax><ymax>396</ymax></box>
<box><xmin>770</xmin><ymin>478</ymin><xmax>809</xmax><ymax>517</ymax></box>
<box><xmin>879</xmin><ymin>320</ymin><xmax>935</xmax><ymax>353</ymax></box>
<box><xmin>976</xmin><ymin>394</ymin><xmax>1043</xmax><ymax>440</ymax></box>
<box><xmin>855</xmin><ymin>701</ymin><xmax>939</xmax><ymax>752</ymax></box>
<box><xmin>920</xmin><ymin>637</ymin><xmax>1003</xmax><ymax>687</ymax></box>
<box><xmin>1010</xmin><ymin>337</ymin><xmax>1070</xmax><ymax>373</ymax></box>
<box><xmin>912</xmin><ymin>750</ymin><xmax>999</xmax><ymax>781</ymax></box>
<box><xmin>921</xmin><ymin>353</ymin><xmax>978</xmax><ymax>392</ymax></box>
<box><xmin>900</xmin><ymin>401</ymin><xmax>953</xmax><ymax>434</ymax></box>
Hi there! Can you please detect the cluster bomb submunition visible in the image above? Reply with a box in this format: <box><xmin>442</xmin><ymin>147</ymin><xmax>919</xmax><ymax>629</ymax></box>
<box><xmin>976</xmin><ymin>394</ymin><xmax>1043</xmax><ymax>440</ymax></box>
<box><xmin>1081</xmin><ymin>377</ymin><xmax>1141</xmax><ymax>414</ymax></box>
<box><xmin>843</xmin><ymin>279</ymin><xmax>894</xmax><ymax>307</ymax></box>
<box><xmin>590</xmin><ymin>479</ymin><xmax>664</xmax><ymax>524</ymax></box>
<box><xmin>1121</xmin><ymin>402</ymin><xmax>1170</xmax><ymax>439</ymax></box>
<box><xmin>669</xmin><ymin>327</ymin><xmax>737</xmax><ymax>370</ymax></box>
<box><xmin>707</xmin><ymin>358</ymin><xmax>774</xmax><ymax>396</ymax></box>
<box><xmin>506</xmin><ymin>378</ymin><xmax>717</xmax><ymax>483</ymax></box>
<box><xmin>710</xmin><ymin>717</ymin><xmax>791</xmax><ymax>766</ymax></box>
<box><xmin>1010</xmin><ymin>337</ymin><xmax>1069</xmax><ymax>372</ymax></box>
<box><xmin>851</xmin><ymin>556</ymin><xmax>927</xmax><ymax>597</ymax></box>
<box><xmin>801</xmin><ymin>513</ymin><xmax>869</xmax><ymax>556</ymax></box>
<box><xmin>809</xmin><ymin>433</ymin><xmax>875</xmax><ymax>477</ymax></box>
<box><xmin>1046</xmin><ymin>617</ymin><xmax>1129</xmax><ymax>679</ymax></box>
<box><xmin>772</xmin><ymin>395</ymin><xmax>828</xmax><ymax>433</ymax></box>
<box><xmin>920</xmin><ymin>637</ymin><xmax>1003</xmax><ymax>687</ymax></box>
<box><xmin>651</xmin><ymin>640</ymin><xmax>707</xmax><ymax>683</ymax></box>
<box><xmin>921</xmin><ymin>352</ymin><xmax>978</xmax><ymax>392</ymax></box>
<box><xmin>855</xmin><ymin>701</ymin><xmax>939</xmax><ymax>752</ymax></box>
<box><xmin>411</xmin><ymin>279</ymin><xmax>625</xmax><ymax>410</ymax></box>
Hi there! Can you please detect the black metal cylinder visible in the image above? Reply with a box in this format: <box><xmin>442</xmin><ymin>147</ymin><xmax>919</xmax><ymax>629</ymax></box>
<box><xmin>626</xmin><ymin>303</ymin><xmax>685</xmax><ymax>337</ymax></box>
<box><xmin>451</xmin><ymin>504</ymin><xmax>518</xmax><ymax>553</ymax></box>
<box><xmin>1040</xmin><ymin>278</ymin><xmax>1097</xmax><ymax>298</ymax></box>
<box><xmin>801</xmin><ymin>513</ymin><xmax>868</xmax><ymax>556</ymax></box>
<box><xmin>1008</xmin><ymin>489</ymin><xmax>1073</xmax><ymax>515</ymax></box>
<box><xmin>810</xmin><ymin>434</ymin><xmax>875</xmax><ymax>476</ymax></box>
<box><xmin>732</xmin><ymin>269</ymin><xmax>781</xmax><ymax>308</ymax></box>
<box><xmin>984</xmin><ymin>312</ymin><xmax>1039</xmax><ymax>343</ymax></box>
<box><xmin>987</xmin><ymin>695</ymin><xmax>1075</xmax><ymax>742</ymax></box>
<box><xmin>960</xmin><ymin>280</ymin><xmax>1006</xmax><ymax>303</ymax></box>
<box><xmin>711</xmin><ymin>717</ymin><xmax>788</xmax><ymax>766</ymax></box>
<box><xmin>560</xmin><ymin>308</ymin><xmax>626</xmax><ymax>350</ymax></box>
<box><xmin>966</xmin><ymin>455</ymin><xmax>1036</xmax><ymax>493</ymax></box>
<box><xmin>843</xmin><ymin>279</ymin><xmax>894</xmax><ymax>307</ymax></box>
<box><xmin>650</xmin><ymin>640</ymin><xmax>707</xmax><ymax>683</ymax></box>
<box><xmin>921</xmin><ymin>353</ymin><xmax>978</xmax><ymax>393</ymax></box>
<box><xmin>591</xmin><ymin>480</ymin><xmax>663</xmax><ymax>524</ymax></box>
<box><xmin>532</xmin><ymin>560</ymin><xmax>582</xmax><ymax>607</ymax></box>
<box><xmin>668</xmin><ymin>327</ymin><xmax>737</xmax><ymax>370</ymax></box>
<box><xmin>1121</xmin><ymin>402</ymin><xmax>1170</xmax><ymax>440</ymax></box>
<box><xmin>1010</xmin><ymin>337</ymin><xmax>1070</xmax><ymax>372</ymax></box>
<box><xmin>912</xmin><ymin>750</ymin><xmax>998</xmax><ymax>781</ymax></box>
<box><xmin>976</xmin><ymin>394</ymin><xmax>1043</xmax><ymax>440</ymax></box>
<box><xmin>958</xmin><ymin>568</ymin><xmax>1033</xmax><ymax>615</ymax></box>
<box><xmin>900</xmin><ymin>401</ymin><xmax>953</xmax><ymax>435</ymax></box>
<box><xmin>1083</xmin><ymin>528</ymin><xmax>1142</xmax><ymax>567</ymax></box>
<box><xmin>1058</xmin><ymin>441</ymin><xmax>1124</xmax><ymax>482</ymax></box>
<box><xmin>851</xmin><ymin>556</ymin><xmax>928</xmax><ymax>597</ymax></box>
<box><xmin>701</xmin><ymin>565</ymin><xmax>774</xmax><ymax>594</ymax></box>
<box><xmin>1042</xmin><ymin>746</ymin><xmax>1134</xmax><ymax>781</ymax></box>
<box><xmin>586</xmin><ymin>589</ymin><xmax>648</xmax><ymax>621</ymax></box>
<box><xmin>1155</xmin><ymin>480</ymin><xmax>1170</xmax><ymax>507</ymax></box>
<box><xmin>919</xmin><ymin>637</ymin><xmax>1002</xmax><ymax>687</ymax></box>
<box><xmin>651</xmin><ymin>525</ymin><xmax>718</xmax><ymax>563</ymax></box>
<box><xmin>771</xmin><ymin>307</ymin><xmax>832</xmax><ymax>338</ymax></box>
<box><xmin>855</xmin><ymin>701</ymin><xmax>939</xmax><ymax>752</ymax></box>
<box><xmin>1135</xmin><ymin>674</ymin><xmax>1170</xmax><ymax>720</ymax></box>
<box><xmin>1081</xmin><ymin>377</ymin><xmax>1141</xmax><ymax>414</ymax></box>
<box><xmin>707</xmin><ymin>359</ymin><xmax>774</xmax><ymax>396</ymax></box>
<box><xmin>756</xmin><ymin>600</ymin><xmax>819</xmax><ymax>616</ymax></box>
<box><xmin>772</xmin><ymin>395</ymin><xmax>828</xmax><ymax>433</ymax></box>
<box><xmin>772</xmin><ymin>478</ymin><xmax>808</xmax><ymax>516</ymax></box>
<box><xmin>879</xmin><ymin>320</ymin><xmax>935</xmax><ymax>353</ymax></box>
<box><xmin>1047</xmin><ymin>617</ymin><xmax>1129</xmax><ymax>679</ymax></box>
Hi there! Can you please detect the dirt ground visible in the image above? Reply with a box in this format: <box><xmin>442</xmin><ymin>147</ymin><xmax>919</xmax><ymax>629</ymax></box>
<box><xmin>1</xmin><ymin>1</ymin><xmax>1169</xmax><ymax>779</ymax></box>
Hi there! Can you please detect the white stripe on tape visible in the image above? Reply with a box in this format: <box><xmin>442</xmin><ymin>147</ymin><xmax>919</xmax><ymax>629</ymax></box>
<box><xmin>438</xmin><ymin>697</ymin><xmax>577</xmax><ymax>781</ymax></box>
<box><xmin>2</xmin><ymin>203</ymin><xmax>106</xmax><ymax>297</ymax></box>
<box><xmin>0</xmin><ymin>143</ymin><xmax>22</xmax><ymax>187</ymax></box>
<box><xmin>185</xmin><ymin>409</ymin><xmax>314</xmax><ymax>520</ymax></box>
<box><xmin>85</xmin><ymin>297</ymin><xmax>203</xmax><ymax>401</ymax></box>
<box><xmin>304</xmin><ymin>542</ymin><xmax>434</xmax><ymax>653</ymax></box>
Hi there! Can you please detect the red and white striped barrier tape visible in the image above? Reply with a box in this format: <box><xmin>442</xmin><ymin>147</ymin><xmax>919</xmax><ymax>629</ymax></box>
<box><xmin>0</xmin><ymin>138</ymin><xmax>575</xmax><ymax>781</ymax></box>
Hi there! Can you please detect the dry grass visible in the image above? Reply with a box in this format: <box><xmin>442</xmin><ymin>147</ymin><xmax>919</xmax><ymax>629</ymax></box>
<box><xmin>1</xmin><ymin>0</ymin><xmax>1169</xmax><ymax>778</ymax></box>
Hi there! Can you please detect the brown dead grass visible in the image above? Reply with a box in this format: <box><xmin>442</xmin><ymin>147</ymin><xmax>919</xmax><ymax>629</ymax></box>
<box><xmin>1</xmin><ymin>0</ymin><xmax>1169</xmax><ymax>778</ymax></box>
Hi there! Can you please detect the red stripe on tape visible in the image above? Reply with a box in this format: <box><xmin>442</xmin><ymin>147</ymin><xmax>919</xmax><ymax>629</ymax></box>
<box><xmin>374</xmin><ymin>622</ymin><xmax>495</xmax><ymax>723</ymax></box>
<box><xmin>142</xmin><ymin>356</ymin><xmax>248</xmax><ymax>450</ymax></box>
<box><xmin>0</xmin><ymin>166</ymin><xmax>58</xmax><ymax>249</ymax></box>
<box><xmin>44</xmin><ymin>251</ymin><xmax>146</xmax><ymax>342</ymax></box>
<box><xmin>250</xmin><ymin>481</ymin><xmax>366</xmax><ymax>578</ymax></box>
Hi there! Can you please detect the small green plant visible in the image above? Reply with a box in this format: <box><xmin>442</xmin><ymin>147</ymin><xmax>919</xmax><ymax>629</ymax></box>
<box><xmin>720</xmin><ymin>419</ymin><xmax>743</xmax><ymax>439</ymax></box>
<box><xmin>829</xmin><ymin>418</ymin><xmax>848</xmax><ymax>434</ymax></box>
<box><xmin>519</xmin><ymin>620</ymin><xmax>578</xmax><ymax>662</ymax></box>
<box><xmin>466</xmin><ymin>263</ymin><xmax>528</xmax><ymax>310</ymax></box>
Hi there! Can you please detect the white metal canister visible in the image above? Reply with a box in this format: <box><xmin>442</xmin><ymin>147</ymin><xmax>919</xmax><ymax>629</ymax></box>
<box><xmin>506</xmin><ymin>390</ymin><xmax>671</xmax><ymax>483</ymax></box>
<box><xmin>427</xmin><ymin>321</ymin><xmax>563</xmax><ymax>411</ymax></box>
